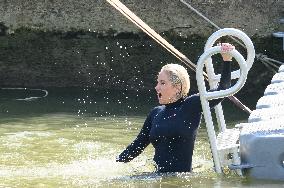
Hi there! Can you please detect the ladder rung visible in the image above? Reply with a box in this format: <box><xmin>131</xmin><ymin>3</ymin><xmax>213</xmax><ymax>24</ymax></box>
<box><xmin>217</xmin><ymin>128</ymin><xmax>240</xmax><ymax>150</ymax></box>
<box><xmin>217</xmin><ymin>128</ymin><xmax>240</xmax><ymax>167</ymax></box>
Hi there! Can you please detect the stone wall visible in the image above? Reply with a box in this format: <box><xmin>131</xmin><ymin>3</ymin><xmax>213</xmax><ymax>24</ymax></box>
<box><xmin>0</xmin><ymin>0</ymin><xmax>283</xmax><ymax>95</ymax></box>
<box><xmin>0</xmin><ymin>0</ymin><xmax>283</xmax><ymax>36</ymax></box>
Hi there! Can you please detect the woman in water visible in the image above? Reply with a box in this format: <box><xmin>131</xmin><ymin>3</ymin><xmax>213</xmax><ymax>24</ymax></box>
<box><xmin>116</xmin><ymin>43</ymin><xmax>235</xmax><ymax>173</ymax></box>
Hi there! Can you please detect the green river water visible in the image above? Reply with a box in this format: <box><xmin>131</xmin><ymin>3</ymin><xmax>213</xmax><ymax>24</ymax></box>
<box><xmin>0</xmin><ymin>88</ymin><xmax>283</xmax><ymax>187</ymax></box>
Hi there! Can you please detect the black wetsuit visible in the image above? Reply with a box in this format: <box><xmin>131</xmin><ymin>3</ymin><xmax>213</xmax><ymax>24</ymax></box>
<box><xmin>117</xmin><ymin>62</ymin><xmax>231</xmax><ymax>173</ymax></box>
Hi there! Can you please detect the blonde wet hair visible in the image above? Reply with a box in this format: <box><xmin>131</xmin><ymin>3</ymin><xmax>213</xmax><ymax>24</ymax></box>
<box><xmin>160</xmin><ymin>64</ymin><xmax>190</xmax><ymax>98</ymax></box>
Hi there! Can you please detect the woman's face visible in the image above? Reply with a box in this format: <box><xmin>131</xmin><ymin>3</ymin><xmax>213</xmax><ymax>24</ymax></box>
<box><xmin>155</xmin><ymin>70</ymin><xmax>180</xmax><ymax>104</ymax></box>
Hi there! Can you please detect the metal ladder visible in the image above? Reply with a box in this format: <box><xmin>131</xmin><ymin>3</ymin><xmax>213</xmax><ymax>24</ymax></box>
<box><xmin>196</xmin><ymin>28</ymin><xmax>255</xmax><ymax>175</ymax></box>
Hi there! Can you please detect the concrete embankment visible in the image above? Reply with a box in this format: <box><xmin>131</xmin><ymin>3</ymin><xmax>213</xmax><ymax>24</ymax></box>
<box><xmin>0</xmin><ymin>0</ymin><xmax>283</xmax><ymax>95</ymax></box>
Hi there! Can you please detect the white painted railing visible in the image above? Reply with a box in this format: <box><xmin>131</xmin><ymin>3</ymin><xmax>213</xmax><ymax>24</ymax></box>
<box><xmin>204</xmin><ymin>28</ymin><xmax>255</xmax><ymax>81</ymax></box>
<box><xmin>204</xmin><ymin>28</ymin><xmax>255</xmax><ymax>132</ymax></box>
<box><xmin>196</xmin><ymin>28</ymin><xmax>255</xmax><ymax>173</ymax></box>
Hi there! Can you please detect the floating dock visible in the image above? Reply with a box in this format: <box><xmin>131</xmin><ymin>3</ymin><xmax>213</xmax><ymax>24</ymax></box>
<box><xmin>236</xmin><ymin>64</ymin><xmax>284</xmax><ymax>180</ymax></box>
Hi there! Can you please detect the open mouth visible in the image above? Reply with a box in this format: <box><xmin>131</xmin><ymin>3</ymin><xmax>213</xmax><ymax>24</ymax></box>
<box><xmin>158</xmin><ymin>92</ymin><xmax>162</xmax><ymax>99</ymax></box>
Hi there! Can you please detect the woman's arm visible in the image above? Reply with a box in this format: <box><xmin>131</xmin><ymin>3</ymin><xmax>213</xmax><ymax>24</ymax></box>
<box><xmin>216</xmin><ymin>61</ymin><xmax>231</xmax><ymax>90</ymax></box>
<box><xmin>116</xmin><ymin>111</ymin><xmax>153</xmax><ymax>162</ymax></box>
<box><xmin>208</xmin><ymin>43</ymin><xmax>234</xmax><ymax>108</ymax></box>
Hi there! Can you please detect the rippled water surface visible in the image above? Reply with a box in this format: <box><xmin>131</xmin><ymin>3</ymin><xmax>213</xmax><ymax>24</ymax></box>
<box><xmin>0</xmin><ymin>88</ymin><xmax>282</xmax><ymax>187</ymax></box>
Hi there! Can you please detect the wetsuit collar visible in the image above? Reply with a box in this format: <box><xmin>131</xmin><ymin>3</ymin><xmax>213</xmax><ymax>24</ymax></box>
<box><xmin>165</xmin><ymin>98</ymin><xmax>184</xmax><ymax>108</ymax></box>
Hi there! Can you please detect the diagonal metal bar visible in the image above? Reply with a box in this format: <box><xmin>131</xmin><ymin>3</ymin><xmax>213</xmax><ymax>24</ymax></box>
<box><xmin>106</xmin><ymin>0</ymin><xmax>251</xmax><ymax>114</ymax></box>
<box><xmin>106</xmin><ymin>0</ymin><xmax>198</xmax><ymax>74</ymax></box>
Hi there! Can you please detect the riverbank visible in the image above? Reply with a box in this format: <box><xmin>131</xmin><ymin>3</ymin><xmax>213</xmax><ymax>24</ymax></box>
<box><xmin>0</xmin><ymin>0</ymin><xmax>282</xmax><ymax>36</ymax></box>
<box><xmin>0</xmin><ymin>0</ymin><xmax>283</xmax><ymax>95</ymax></box>
<box><xmin>0</xmin><ymin>29</ymin><xmax>282</xmax><ymax>96</ymax></box>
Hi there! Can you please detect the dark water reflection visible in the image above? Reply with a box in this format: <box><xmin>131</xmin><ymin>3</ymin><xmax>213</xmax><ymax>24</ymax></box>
<box><xmin>0</xmin><ymin>87</ymin><xmax>156</xmax><ymax>115</ymax></box>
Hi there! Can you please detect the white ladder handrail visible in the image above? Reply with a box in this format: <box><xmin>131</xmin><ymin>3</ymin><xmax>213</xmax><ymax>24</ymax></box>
<box><xmin>197</xmin><ymin>48</ymin><xmax>248</xmax><ymax>99</ymax></box>
<box><xmin>196</xmin><ymin>46</ymin><xmax>248</xmax><ymax>173</ymax></box>
<box><xmin>204</xmin><ymin>28</ymin><xmax>255</xmax><ymax>132</ymax></box>
<box><xmin>205</xmin><ymin>28</ymin><xmax>255</xmax><ymax>83</ymax></box>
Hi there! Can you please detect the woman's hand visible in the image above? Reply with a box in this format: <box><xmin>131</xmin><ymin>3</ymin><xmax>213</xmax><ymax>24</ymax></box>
<box><xmin>218</xmin><ymin>43</ymin><xmax>235</xmax><ymax>61</ymax></box>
